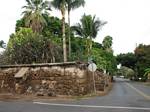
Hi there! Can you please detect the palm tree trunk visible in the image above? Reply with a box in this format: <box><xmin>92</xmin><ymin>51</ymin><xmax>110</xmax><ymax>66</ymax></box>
<box><xmin>86</xmin><ymin>38</ymin><xmax>89</xmax><ymax>57</ymax></box>
<box><xmin>87</xmin><ymin>37</ymin><xmax>92</xmax><ymax>59</ymax></box>
<box><xmin>89</xmin><ymin>37</ymin><xmax>92</xmax><ymax>54</ymax></box>
<box><xmin>61</xmin><ymin>8</ymin><xmax>67</xmax><ymax>62</ymax></box>
<box><xmin>68</xmin><ymin>11</ymin><xmax>71</xmax><ymax>60</ymax></box>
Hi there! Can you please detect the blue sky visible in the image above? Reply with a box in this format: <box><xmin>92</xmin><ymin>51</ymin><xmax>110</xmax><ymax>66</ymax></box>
<box><xmin>0</xmin><ymin>0</ymin><xmax>150</xmax><ymax>54</ymax></box>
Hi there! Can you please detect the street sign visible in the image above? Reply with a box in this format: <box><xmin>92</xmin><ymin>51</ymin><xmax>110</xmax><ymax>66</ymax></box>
<box><xmin>88</xmin><ymin>63</ymin><xmax>97</xmax><ymax>72</ymax></box>
<box><xmin>88</xmin><ymin>62</ymin><xmax>97</xmax><ymax>94</ymax></box>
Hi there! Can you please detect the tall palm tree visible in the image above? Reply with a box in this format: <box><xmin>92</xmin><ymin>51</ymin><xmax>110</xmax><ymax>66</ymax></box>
<box><xmin>51</xmin><ymin>0</ymin><xmax>67</xmax><ymax>62</ymax></box>
<box><xmin>22</xmin><ymin>0</ymin><xmax>51</xmax><ymax>33</ymax></box>
<box><xmin>72</xmin><ymin>14</ymin><xmax>107</xmax><ymax>57</ymax></box>
<box><xmin>66</xmin><ymin>0</ymin><xmax>85</xmax><ymax>59</ymax></box>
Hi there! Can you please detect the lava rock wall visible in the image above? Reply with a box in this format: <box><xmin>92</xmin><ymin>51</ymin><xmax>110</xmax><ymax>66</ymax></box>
<box><xmin>0</xmin><ymin>63</ymin><xmax>111</xmax><ymax>96</ymax></box>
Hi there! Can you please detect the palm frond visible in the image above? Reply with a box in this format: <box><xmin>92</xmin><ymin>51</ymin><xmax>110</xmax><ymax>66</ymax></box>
<box><xmin>26</xmin><ymin>0</ymin><xmax>32</xmax><ymax>6</ymax></box>
<box><xmin>71</xmin><ymin>24</ymin><xmax>84</xmax><ymax>37</ymax></box>
<box><xmin>144</xmin><ymin>68</ymin><xmax>150</xmax><ymax>76</ymax></box>
<box><xmin>67</xmin><ymin>0</ymin><xmax>85</xmax><ymax>11</ymax></box>
<box><xmin>22</xmin><ymin>0</ymin><xmax>50</xmax><ymax>32</ymax></box>
<box><xmin>73</xmin><ymin>14</ymin><xmax>107</xmax><ymax>39</ymax></box>
<box><xmin>51</xmin><ymin>0</ymin><xmax>62</xmax><ymax>10</ymax></box>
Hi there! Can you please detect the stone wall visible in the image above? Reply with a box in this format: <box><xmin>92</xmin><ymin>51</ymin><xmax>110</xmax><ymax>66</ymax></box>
<box><xmin>0</xmin><ymin>68</ymin><xmax>19</xmax><ymax>93</ymax></box>
<box><xmin>0</xmin><ymin>62</ymin><xmax>111</xmax><ymax>96</ymax></box>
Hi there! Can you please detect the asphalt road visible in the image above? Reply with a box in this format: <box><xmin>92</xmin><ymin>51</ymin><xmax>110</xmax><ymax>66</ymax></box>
<box><xmin>0</xmin><ymin>78</ymin><xmax>150</xmax><ymax>112</ymax></box>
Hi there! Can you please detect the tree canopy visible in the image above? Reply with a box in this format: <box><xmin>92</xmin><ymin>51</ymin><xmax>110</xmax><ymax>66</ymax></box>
<box><xmin>72</xmin><ymin>14</ymin><xmax>107</xmax><ymax>56</ymax></box>
<box><xmin>0</xmin><ymin>0</ymin><xmax>118</xmax><ymax>77</ymax></box>
<box><xmin>134</xmin><ymin>44</ymin><xmax>150</xmax><ymax>78</ymax></box>
<box><xmin>116</xmin><ymin>53</ymin><xmax>136</xmax><ymax>69</ymax></box>
<box><xmin>102</xmin><ymin>35</ymin><xmax>113</xmax><ymax>53</ymax></box>
<box><xmin>117</xmin><ymin>44</ymin><xmax>150</xmax><ymax>80</ymax></box>
<box><xmin>6</xmin><ymin>28</ymin><xmax>62</xmax><ymax>64</ymax></box>
<box><xmin>22</xmin><ymin>0</ymin><xmax>51</xmax><ymax>33</ymax></box>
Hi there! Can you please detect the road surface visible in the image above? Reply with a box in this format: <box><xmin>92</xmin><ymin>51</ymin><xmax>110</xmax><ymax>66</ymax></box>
<box><xmin>0</xmin><ymin>78</ymin><xmax>150</xmax><ymax>112</ymax></box>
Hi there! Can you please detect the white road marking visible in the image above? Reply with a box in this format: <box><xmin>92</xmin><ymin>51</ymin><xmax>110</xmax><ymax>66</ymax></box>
<box><xmin>126</xmin><ymin>83</ymin><xmax>150</xmax><ymax>100</ymax></box>
<box><xmin>33</xmin><ymin>102</ymin><xmax>150</xmax><ymax>110</ymax></box>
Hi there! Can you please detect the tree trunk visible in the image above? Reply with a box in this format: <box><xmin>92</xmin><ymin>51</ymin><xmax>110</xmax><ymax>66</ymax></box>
<box><xmin>61</xmin><ymin>8</ymin><xmax>67</xmax><ymax>62</ymax></box>
<box><xmin>68</xmin><ymin>11</ymin><xmax>71</xmax><ymax>60</ymax></box>
<box><xmin>86</xmin><ymin>37</ymin><xmax>92</xmax><ymax>60</ymax></box>
<box><xmin>89</xmin><ymin>37</ymin><xmax>93</xmax><ymax>56</ymax></box>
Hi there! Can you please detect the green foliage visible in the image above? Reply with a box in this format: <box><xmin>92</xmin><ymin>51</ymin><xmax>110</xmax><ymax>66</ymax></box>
<box><xmin>92</xmin><ymin>48</ymin><xmax>117</xmax><ymax>75</ymax></box>
<box><xmin>66</xmin><ymin>0</ymin><xmax>85</xmax><ymax>58</ymax></box>
<box><xmin>68</xmin><ymin>36</ymin><xmax>117</xmax><ymax>75</ymax></box>
<box><xmin>92</xmin><ymin>41</ymin><xmax>103</xmax><ymax>49</ymax></box>
<box><xmin>117</xmin><ymin>44</ymin><xmax>150</xmax><ymax>79</ymax></box>
<box><xmin>70</xmin><ymin>37</ymin><xmax>86</xmax><ymax>61</ymax></box>
<box><xmin>51</xmin><ymin>0</ymin><xmax>66</xmax><ymax>10</ymax></box>
<box><xmin>66</xmin><ymin>0</ymin><xmax>85</xmax><ymax>12</ymax></box>
<box><xmin>42</xmin><ymin>15</ymin><xmax>62</xmax><ymax>37</ymax></box>
<box><xmin>118</xmin><ymin>66</ymin><xmax>135</xmax><ymax>78</ymax></box>
<box><xmin>0</xmin><ymin>40</ymin><xmax>6</xmax><ymax>49</ymax></box>
<box><xmin>15</xmin><ymin>15</ymin><xmax>66</xmax><ymax>46</ymax></box>
<box><xmin>6</xmin><ymin>28</ymin><xmax>62</xmax><ymax>64</ymax></box>
<box><xmin>144</xmin><ymin>68</ymin><xmax>150</xmax><ymax>80</ymax></box>
<box><xmin>72</xmin><ymin>14</ymin><xmax>107</xmax><ymax>56</ymax></box>
<box><xmin>102</xmin><ymin>35</ymin><xmax>113</xmax><ymax>53</ymax></box>
<box><xmin>42</xmin><ymin>15</ymin><xmax>70</xmax><ymax>46</ymax></box>
<box><xmin>15</xmin><ymin>18</ymin><xmax>26</xmax><ymax>32</ymax></box>
<box><xmin>91</xmin><ymin>48</ymin><xmax>106</xmax><ymax>69</ymax></box>
<box><xmin>72</xmin><ymin>14</ymin><xmax>106</xmax><ymax>39</ymax></box>
<box><xmin>116</xmin><ymin>53</ymin><xmax>136</xmax><ymax>69</ymax></box>
<box><xmin>135</xmin><ymin>44</ymin><xmax>150</xmax><ymax>77</ymax></box>
<box><xmin>22</xmin><ymin>0</ymin><xmax>51</xmax><ymax>33</ymax></box>
<box><xmin>1</xmin><ymin>0</ymin><xmax>117</xmax><ymax>76</ymax></box>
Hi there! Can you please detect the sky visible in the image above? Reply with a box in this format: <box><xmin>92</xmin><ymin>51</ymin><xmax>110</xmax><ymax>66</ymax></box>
<box><xmin>0</xmin><ymin>0</ymin><xmax>150</xmax><ymax>55</ymax></box>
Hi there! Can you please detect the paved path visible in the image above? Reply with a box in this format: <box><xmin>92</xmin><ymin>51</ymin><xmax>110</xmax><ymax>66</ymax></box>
<box><xmin>0</xmin><ymin>78</ymin><xmax>150</xmax><ymax>112</ymax></box>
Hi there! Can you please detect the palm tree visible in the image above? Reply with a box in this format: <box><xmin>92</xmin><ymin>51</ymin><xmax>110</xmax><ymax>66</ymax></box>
<box><xmin>72</xmin><ymin>14</ymin><xmax>107</xmax><ymax>57</ymax></box>
<box><xmin>102</xmin><ymin>36</ymin><xmax>113</xmax><ymax>53</ymax></box>
<box><xmin>66</xmin><ymin>0</ymin><xmax>85</xmax><ymax>59</ymax></box>
<box><xmin>51</xmin><ymin>0</ymin><xmax>67</xmax><ymax>62</ymax></box>
<box><xmin>144</xmin><ymin>68</ymin><xmax>150</xmax><ymax>80</ymax></box>
<box><xmin>22</xmin><ymin>0</ymin><xmax>51</xmax><ymax>33</ymax></box>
